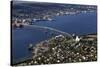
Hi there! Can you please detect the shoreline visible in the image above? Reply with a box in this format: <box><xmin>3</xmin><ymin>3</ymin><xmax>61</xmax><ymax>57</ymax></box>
<box><xmin>12</xmin><ymin>33</ymin><xmax>97</xmax><ymax>66</ymax></box>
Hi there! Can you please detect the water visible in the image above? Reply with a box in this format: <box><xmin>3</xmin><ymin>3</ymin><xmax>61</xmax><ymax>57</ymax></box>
<box><xmin>12</xmin><ymin>12</ymin><xmax>97</xmax><ymax>61</ymax></box>
<box><xmin>34</xmin><ymin>12</ymin><xmax>97</xmax><ymax>35</ymax></box>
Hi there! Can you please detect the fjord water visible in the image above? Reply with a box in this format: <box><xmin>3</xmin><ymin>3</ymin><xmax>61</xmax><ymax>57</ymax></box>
<box><xmin>12</xmin><ymin>12</ymin><xmax>97</xmax><ymax>60</ymax></box>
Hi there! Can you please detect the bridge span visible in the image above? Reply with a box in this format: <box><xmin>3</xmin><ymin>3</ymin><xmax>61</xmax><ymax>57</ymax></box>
<box><xmin>24</xmin><ymin>24</ymin><xmax>73</xmax><ymax>39</ymax></box>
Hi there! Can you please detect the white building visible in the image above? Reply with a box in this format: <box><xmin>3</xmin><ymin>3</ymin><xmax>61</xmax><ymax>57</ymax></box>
<box><xmin>75</xmin><ymin>36</ymin><xmax>80</xmax><ymax>42</ymax></box>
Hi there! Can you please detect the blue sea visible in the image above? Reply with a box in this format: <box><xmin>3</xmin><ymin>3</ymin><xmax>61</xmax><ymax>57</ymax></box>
<box><xmin>12</xmin><ymin>12</ymin><xmax>97</xmax><ymax>61</ymax></box>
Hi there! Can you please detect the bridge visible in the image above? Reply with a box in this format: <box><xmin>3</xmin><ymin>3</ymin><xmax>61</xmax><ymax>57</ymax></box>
<box><xmin>24</xmin><ymin>24</ymin><xmax>73</xmax><ymax>39</ymax></box>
